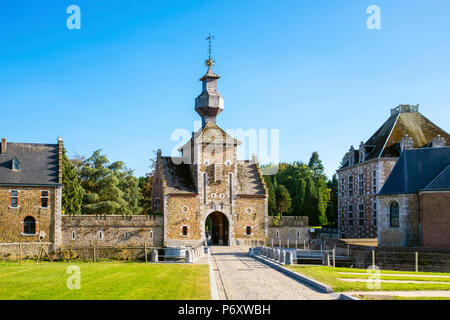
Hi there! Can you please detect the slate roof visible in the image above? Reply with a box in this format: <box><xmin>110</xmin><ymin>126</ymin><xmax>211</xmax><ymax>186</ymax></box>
<box><xmin>378</xmin><ymin>147</ymin><xmax>450</xmax><ymax>195</ymax></box>
<box><xmin>340</xmin><ymin>110</ymin><xmax>450</xmax><ymax>169</ymax></box>
<box><xmin>423</xmin><ymin>165</ymin><xmax>450</xmax><ymax>191</ymax></box>
<box><xmin>236</xmin><ymin>161</ymin><xmax>265</xmax><ymax>195</ymax></box>
<box><xmin>367</xmin><ymin>112</ymin><xmax>449</xmax><ymax>161</ymax></box>
<box><xmin>0</xmin><ymin>142</ymin><xmax>60</xmax><ymax>186</ymax></box>
<box><xmin>160</xmin><ymin>156</ymin><xmax>196</xmax><ymax>194</ymax></box>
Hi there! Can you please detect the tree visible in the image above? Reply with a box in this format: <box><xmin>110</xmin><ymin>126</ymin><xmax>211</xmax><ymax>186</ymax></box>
<box><xmin>118</xmin><ymin>168</ymin><xmax>142</xmax><ymax>215</ymax></box>
<box><xmin>139</xmin><ymin>174</ymin><xmax>153</xmax><ymax>215</ymax></box>
<box><xmin>326</xmin><ymin>174</ymin><xmax>339</xmax><ymax>227</ymax></box>
<box><xmin>276</xmin><ymin>184</ymin><xmax>292</xmax><ymax>215</ymax></box>
<box><xmin>264</xmin><ymin>175</ymin><xmax>277</xmax><ymax>216</ymax></box>
<box><xmin>308</xmin><ymin>151</ymin><xmax>325</xmax><ymax>178</ymax></box>
<box><xmin>62</xmin><ymin>149</ymin><xmax>83</xmax><ymax>214</ymax></box>
<box><xmin>78</xmin><ymin>150</ymin><xmax>128</xmax><ymax>215</ymax></box>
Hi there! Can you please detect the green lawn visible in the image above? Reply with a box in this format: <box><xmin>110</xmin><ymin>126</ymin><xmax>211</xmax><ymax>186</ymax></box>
<box><xmin>288</xmin><ymin>265</ymin><xmax>450</xmax><ymax>292</ymax></box>
<box><xmin>0</xmin><ymin>261</ymin><xmax>211</xmax><ymax>300</ymax></box>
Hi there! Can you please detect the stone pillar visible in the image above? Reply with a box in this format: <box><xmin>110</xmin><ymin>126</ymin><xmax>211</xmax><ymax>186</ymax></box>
<box><xmin>285</xmin><ymin>251</ymin><xmax>293</xmax><ymax>265</ymax></box>
<box><xmin>151</xmin><ymin>249</ymin><xmax>158</xmax><ymax>262</ymax></box>
<box><xmin>280</xmin><ymin>250</ymin><xmax>285</xmax><ymax>264</ymax></box>
<box><xmin>185</xmin><ymin>249</ymin><xmax>193</xmax><ymax>263</ymax></box>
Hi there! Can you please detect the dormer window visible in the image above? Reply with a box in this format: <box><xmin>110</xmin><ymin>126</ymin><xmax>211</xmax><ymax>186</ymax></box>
<box><xmin>11</xmin><ymin>158</ymin><xmax>20</xmax><ymax>171</ymax></box>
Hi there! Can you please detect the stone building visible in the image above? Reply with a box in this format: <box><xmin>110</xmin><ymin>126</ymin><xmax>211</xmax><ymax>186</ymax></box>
<box><xmin>152</xmin><ymin>63</ymin><xmax>269</xmax><ymax>247</ymax></box>
<box><xmin>337</xmin><ymin>105</ymin><xmax>449</xmax><ymax>239</ymax></box>
<box><xmin>378</xmin><ymin>147</ymin><xmax>450</xmax><ymax>247</ymax></box>
<box><xmin>0</xmin><ymin>137</ymin><xmax>63</xmax><ymax>248</ymax></box>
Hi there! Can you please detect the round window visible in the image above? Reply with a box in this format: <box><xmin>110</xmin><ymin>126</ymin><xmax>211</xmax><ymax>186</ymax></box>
<box><xmin>246</xmin><ymin>208</ymin><xmax>252</xmax><ymax>214</ymax></box>
<box><xmin>182</xmin><ymin>206</ymin><xmax>189</xmax><ymax>213</ymax></box>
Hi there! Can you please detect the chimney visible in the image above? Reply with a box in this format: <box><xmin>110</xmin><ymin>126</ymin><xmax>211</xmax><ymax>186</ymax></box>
<box><xmin>431</xmin><ymin>135</ymin><xmax>446</xmax><ymax>148</ymax></box>
<box><xmin>400</xmin><ymin>134</ymin><xmax>414</xmax><ymax>151</ymax></box>
<box><xmin>1</xmin><ymin>138</ymin><xmax>6</xmax><ymax>154</ymax></box>
<box><xmin>58</xmin><ymin>137</ymin><xmax>63</xmax><ymax>184</ymax></box>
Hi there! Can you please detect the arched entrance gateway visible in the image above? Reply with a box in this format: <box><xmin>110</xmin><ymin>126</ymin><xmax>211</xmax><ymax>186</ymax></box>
<box><xmin>205</xmin><ymin>212</ymin><xmax>229</xmax><ymax>246</ymax></box>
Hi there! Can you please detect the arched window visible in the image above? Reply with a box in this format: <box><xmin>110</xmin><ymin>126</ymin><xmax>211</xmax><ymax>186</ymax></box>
<box><xmin>23</xmin><ymin>216</ymin><xmax>36</xmax><ymax>235</ymax></box>
<box><xmin>390</xmin><ymin>202</ymin><xmax>400</xmax><ymax>228</ymax></box>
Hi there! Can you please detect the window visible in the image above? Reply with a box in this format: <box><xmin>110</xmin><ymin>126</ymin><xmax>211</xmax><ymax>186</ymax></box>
<box><xmin>23</xmin><ymin>216</ymin><xmax>36</xmax><ymax>235</ymax></box>
<box><xmin>225</xmin><ymin>160</ymin><xmax>232</xmax><ymax>166</ymax></box>
<box><xmin>71</xmin><ymin>231</ymin><xmax>76</xmax><ymax>240</ymax></box>
<box><xmin>125</xmin><ymin>231</ymin><xmax>130</xmax><ymax>240</ymax></box>
<box><xmin>12</xmin><ymin>158</ymin><xmax>20</xmax><ymax>171</ymax></box>
<box><xmin>390</xmin><ymin>202</ymin><xmax>400</xmax><ymax>228</ymax></box>
<box><xmin>358</xmin><ymin>173</ymin><xmax>364</xmax><ymax>196</ymax></box>
<box><xmin>276</xmin><ymin>230</ymin><xmax>279</xmax><ymax>238</ymax></box>
<box><xmin>348</xmin><ymin>205</ymin><xmax>354</xmax><ymax>226</ymax></box>
<box><xmin>372</xmin><ymin>170</ymin><xmax>377</xmax><ymax>193</ymax></box>
<box><xmin>154</xmin><ymin>198</ymin><xmax>160</xmax><ymax>212</ymax></box>
<box><xmin>40</xmin><ymin>191</ymin><xmax>49</xmax><ymax>208</ymax></box>
<box><xmin>98</xmin><ymin>230</ymin><xmax>104</xmax><ymax>240</ymax></box>
<box><xmin>246</xmin><ymin>226</ymin><xmax>252</xmax><ymax>236</ymax></box>
<box><xmin>297</xmin><ymin>231</ymin><xmax>301</xmax><ymax>239</ymax></box>
<box><xmin>149</xmin><ymin>231</ymin><xmax>153</xmax><ymax>239</ymax></box>
<box><xmin>10</xmin><ymin>190</ymin><xmax>19</xmax><ymax>208</ymax></box>
<box><xmin>182</xmin><ymin>206</ymin><xmax>189</xmax><ymax>213</ymax></box>
<box><xmin>246</xmin><ymin>208</ymin><xmax>252</xmax><ymax>215</ymax></box>
<box><xmin>373</xmin><ymin>202</ymin><xmax>377</xmax><ymax>225</ymax></box>
<box><xmin>359</xmin><ymin>203</ymin><xmax>365</xmax><ymax>226</ymax></box>
<box><xmin>182</xmin><ymin>226</ymin><xmax>188</xmax><ymax>236</ymax></box>
<box><xmin>348</xmin><ymin>176</ymin><xmax>354</xmax><ymax>197</ymax></box>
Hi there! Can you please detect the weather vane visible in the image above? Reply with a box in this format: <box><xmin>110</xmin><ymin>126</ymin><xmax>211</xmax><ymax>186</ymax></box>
<box><xmin>205</xmin><ymin>33</ymin><xmax>215</xmax><ymax>68</ymax></box>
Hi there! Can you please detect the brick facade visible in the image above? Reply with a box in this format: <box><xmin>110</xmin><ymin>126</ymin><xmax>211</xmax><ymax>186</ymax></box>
<box><xmin>420</xmin><ymin>191</ymin><xmax>450</xmax><ymax>248</ymax></box>
<box><xmin>337</xmin><ymin>159</ymin><xmax>396</xmax><ymax>238</ymax></box>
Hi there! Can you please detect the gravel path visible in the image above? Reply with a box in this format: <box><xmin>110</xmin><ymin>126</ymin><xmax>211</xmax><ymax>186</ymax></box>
<box><xmin>210</xmin><ymin>246</ymin><xmax>334</xmax><ymax>300</ymax></box>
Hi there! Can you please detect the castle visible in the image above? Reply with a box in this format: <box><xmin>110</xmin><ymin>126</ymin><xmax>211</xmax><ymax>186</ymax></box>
<box><xmin>0</xmin><ymin>60</ymin><xmax>273</xmax><ymax>253</ymax></box>
<box><xmin>337</xmin><ymin>105</ymin><xmax>450</xmax><ymax>242</ymax></box>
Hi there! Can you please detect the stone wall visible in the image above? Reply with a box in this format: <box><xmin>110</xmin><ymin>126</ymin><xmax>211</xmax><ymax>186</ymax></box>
<box><xmin>377</xmin><ymin>194</ymin><xmax>420</xmax><ymax>247</ymax></box>
<box><xmin>267</xmin><ymin>216</ymin><xmax>309</xmax><ymax>247</ymax></box>
<box><xmin>0</xmin><ymin>186</ymin><xmax>59</xmax><ymax>245</ymax></box>
<box><xmin>233</xmin><ymin>197</ymin><xmax>266</xmax><ymax>244</ymax></box>
<box><xmin>420</xmin><ymin>191</ymin><xmax>450</xmax><ymax>248</ymax></box>
<box><xmin>0</xmin><ymin>242</ymin><xmax>53</xmax><ymax>261</ymax></box>
<box><xmin>60</xmin><ymin>215</ymin><xmax>164</xmax><ymax>248</ymax></box>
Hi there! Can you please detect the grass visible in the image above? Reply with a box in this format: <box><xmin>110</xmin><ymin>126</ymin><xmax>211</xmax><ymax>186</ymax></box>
<box><xmin>0</xmin><ymin>261</ymin><xmax>211</xmax><ymax>300</ymax></box>
<box><xmin>287</xmin><ymin>265</ymin><xmax>450</xmax><ymax>292</ymax></box>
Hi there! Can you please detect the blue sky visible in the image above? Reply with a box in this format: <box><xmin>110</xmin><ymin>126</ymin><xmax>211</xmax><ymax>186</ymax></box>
<box><xmin>0</xmin><ymin>0</ymin><xmax>449</xmax><ymax>178</ymax></box>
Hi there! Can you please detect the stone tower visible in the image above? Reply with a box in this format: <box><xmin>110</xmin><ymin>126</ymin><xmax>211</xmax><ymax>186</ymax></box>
<box><xmin>195</xmin><ymin>67</ymin><xmax>224</xmax><ymax>128</ymax></box>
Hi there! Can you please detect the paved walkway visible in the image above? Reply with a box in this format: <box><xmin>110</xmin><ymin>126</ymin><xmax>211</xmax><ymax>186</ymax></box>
<box><xmin>210</xmin><ymin>246</ymin><xmax>334</xmax><ymax>300</ymax></box>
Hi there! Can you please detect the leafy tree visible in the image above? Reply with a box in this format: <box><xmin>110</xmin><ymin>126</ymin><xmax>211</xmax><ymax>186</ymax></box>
<box><xmin>118</xmin><ymin>168</ymin><xmax>142</xmax><ymax>215</ymax></box>
<box><xmin>139</xmin><ymin>174</ymin><xmax>153</xmax><ymax>215</ymax></box>
<box><xmin>326</xmin><ymin>174</ymin><xmax>339</xmax><ymax>227</ymax></box>
<box><xmin>78</xmin><ymin>150</ymin><xmax>128</xmax><ymax>215</ymax></box>
<box><xmin>62</xmin><ymin>149</ymin><xmax>83</xmax><ymax>214</ymax></box>
<box><xmin>276</xmin><ymin>184</ymin><xmax>292</xmax><ymax>215</ymax></box>
<box><xmin>308</xmin><ymin>151</ymin><xmax>325</xmax><ymax>178</ymax></box>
